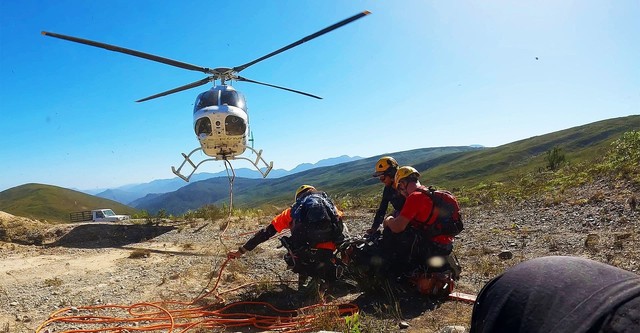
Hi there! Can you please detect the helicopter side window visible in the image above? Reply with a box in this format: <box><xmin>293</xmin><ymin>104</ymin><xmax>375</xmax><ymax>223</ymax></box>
<box><xmin>225</xmin><ymin>115</ymin><xmax>246</xmax><ymax>136</ymax></box>
<box><xmin>194</xmin><ymin>91</ymin><xmax>219</xmax><ymax>112</ymax></box>
<box><xmin>220</xmin><ymin>91</ymin><xmax>247</xmax><ymax>111</ymax></box>
<box><xmin>195</xmin><ymin>117</ymin><xmax>212</xmax><ymax>136</ymax></box>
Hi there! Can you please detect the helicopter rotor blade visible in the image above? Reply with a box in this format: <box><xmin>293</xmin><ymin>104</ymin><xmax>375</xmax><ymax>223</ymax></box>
<box><xmin>41</xmin><ymin>31</ymin><xmax>213</xmax><ymax>74</ymax></box>
<box><xmin>136</xmin><ymin>77</ymin><xmax>212</xmax><ymax>102</ymax></box>
<box><xmin>236</xmin><ymin>76</ymin><xmax>322</xmax><ymax>99</ymax></box>
<box><xmin>232</xmin><ymin>10</ymin><xmax>371</xmax><ymax>73</ymax></box>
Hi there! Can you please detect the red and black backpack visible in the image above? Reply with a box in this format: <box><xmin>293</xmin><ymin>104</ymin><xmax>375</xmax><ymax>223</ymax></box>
<box><xmin>415</xmin><ymin>186</ymin><xmax>464</xmax><ymax>237</ymax></box>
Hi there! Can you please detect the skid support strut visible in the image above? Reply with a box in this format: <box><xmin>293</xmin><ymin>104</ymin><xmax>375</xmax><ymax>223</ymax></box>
<box><xmin>170</xmin><ymin>146</ymin><xmax>273</xmax><ymax>182</ymax></box>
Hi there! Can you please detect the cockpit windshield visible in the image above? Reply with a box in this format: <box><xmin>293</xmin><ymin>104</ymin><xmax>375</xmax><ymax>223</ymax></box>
<box><xmin>194</xmin><ymin>90</ymin><xmax>219</xmax><ymax>112</ymax></box>
<box><xmin>194</xmin><ymin>89</ymin><xmax>248</xmax><ymax>113</ymax></box>
<box><xmin>221</xmin><ymin>90</ymin><xmax>247</xmax><ymax>112</ymax></box>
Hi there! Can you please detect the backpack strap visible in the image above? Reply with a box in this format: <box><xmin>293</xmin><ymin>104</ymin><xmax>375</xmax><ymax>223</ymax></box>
<box><xmin>415</xmin><ymin>186</ymin><xmax>437</xmax><ymax>224</ymax></box>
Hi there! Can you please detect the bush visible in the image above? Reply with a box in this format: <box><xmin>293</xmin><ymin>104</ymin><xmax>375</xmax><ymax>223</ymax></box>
<box><xmin>599</xmin><ymin>130</ymin><xmax>640</xmax><ymax>182</ymax></box>
<box><xmin>546</xmin><ymin>146</ymin><xmax>566</xmax><ymax>171</ymax></box>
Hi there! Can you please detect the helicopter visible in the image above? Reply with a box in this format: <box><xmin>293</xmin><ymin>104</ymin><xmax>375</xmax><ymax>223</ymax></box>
<box><xmin>42</xmin><ymin>10</ymin><xmax>370</xmax><ymax>182</ymax></box>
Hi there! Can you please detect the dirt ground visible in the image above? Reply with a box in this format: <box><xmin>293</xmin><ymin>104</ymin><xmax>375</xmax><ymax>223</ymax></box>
<box><xmin>1</xmin><ymin>179</ymin><xmax>638</xmax><ymax>333</ymax></box>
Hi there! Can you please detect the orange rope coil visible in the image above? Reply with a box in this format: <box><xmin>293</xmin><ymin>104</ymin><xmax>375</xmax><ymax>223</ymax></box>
<box><xmin>36</xmin><ymin>257</ymin><xmax>359</xmax><ymax>333</ymax></box>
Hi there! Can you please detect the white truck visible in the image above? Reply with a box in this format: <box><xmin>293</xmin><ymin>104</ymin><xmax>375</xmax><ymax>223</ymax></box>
<box><xmin>69</xmin><ymin>209</ymin><xmax>130</xmax><ymax>223</ymax></box>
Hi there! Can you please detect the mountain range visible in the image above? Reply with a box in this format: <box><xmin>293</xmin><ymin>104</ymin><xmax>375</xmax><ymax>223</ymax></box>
<box><xmin>121</xmin><ymin>115</ymin><xmax>640</xmax><ymax>215</ymax></box>
<box><xmin>91</xmin><ymin>155</ymin><xmax>363</xmax><ymax>205</ymax></box>
<box><xmin>1</xmin><ymin>115</ymin><xmax>638</xmax><ymax>222</ymax></box>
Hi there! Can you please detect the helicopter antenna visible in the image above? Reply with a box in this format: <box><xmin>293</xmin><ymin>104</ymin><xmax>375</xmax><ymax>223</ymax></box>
<box><xmin>249</xmin><ymin>131</ymin><xmax>255</xmax><ymax>152</ymax></box>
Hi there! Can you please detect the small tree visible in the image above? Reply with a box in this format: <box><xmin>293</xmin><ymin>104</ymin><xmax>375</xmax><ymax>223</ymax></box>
<box><xmin>156</xmin><ymin>209</ymin><xmax>168</xmax><ymax>219</ymax></box>
<box><xmin>546</xmin><ymin>146</ymin><xmax>566</xmax><ymax>171</ymax></box>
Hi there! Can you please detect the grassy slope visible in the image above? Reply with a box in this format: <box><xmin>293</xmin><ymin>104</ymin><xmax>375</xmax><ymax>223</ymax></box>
<box><xmin>215</xmin><ymin>146</ymin><xmax>479</xmax><ymax>209</ymax></box>
<box><xmin>417</xmin><ymin>115</ymin><xmax>640</xmax><ymax>188</ymax></box>
<box><xmin>223</xmin><ymin>116</ymin><xmax>639</xmax><ymax>208</ymax></box>
<box><xmin>136</xmin><ymin>177</ymin><xmax>273</xmax><ymax>214</ymax></box>
<box><xmin>2</xmin><ymin>116</ymin><xmax>638</xmax><ymax>219</ymax></box>
<box><xmin>0</xmin><ymin>183</ymin><xmax>138</xmax><ymax>223</ymax></box>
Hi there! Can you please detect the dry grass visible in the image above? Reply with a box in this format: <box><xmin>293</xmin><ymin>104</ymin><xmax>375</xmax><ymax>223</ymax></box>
<box><xmin>43</xmin><ymin>277</ymin><xmax>63</xmax><ymax>288</ymax></box>
<box><xmin>299</xmin><ymin>305</ymin><xmax>345</xmax><ymax>332</ymax></box>
<box><xmin>128</xmin><ymin>248</ymin><xmax>151</xmax><ymax>259</ymax></box>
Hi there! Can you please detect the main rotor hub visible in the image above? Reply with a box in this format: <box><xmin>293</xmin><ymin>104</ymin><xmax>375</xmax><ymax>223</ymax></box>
<box><xmin>211</xmin><ymin>67</ymin><xmax>236</xmax><ymax>84</ymax></box>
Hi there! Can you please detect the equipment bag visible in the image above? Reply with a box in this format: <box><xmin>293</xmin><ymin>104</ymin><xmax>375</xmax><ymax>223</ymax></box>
<box><xmin>416</xmin><ymin>186</ymin><xmax>464</xmax><ymax>236</ymax></box>
<box><xmin>290</xmin><ymin>191</ymin><xmax>344</xmax><ymax>246</ymax></box>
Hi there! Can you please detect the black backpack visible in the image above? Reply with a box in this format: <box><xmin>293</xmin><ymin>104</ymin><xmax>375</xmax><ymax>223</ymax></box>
<box><xmin>289</xmin><ymin>191</ymin><xmax>344</xmax><ymax>247</ymax></box>
<box><xmin>415</xmin><ymin>186</ymin><xmax>464</xmax><ymax>237</ymax></box>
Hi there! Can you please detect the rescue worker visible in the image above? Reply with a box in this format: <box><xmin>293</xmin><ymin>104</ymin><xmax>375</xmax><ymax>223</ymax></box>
<box><xmin>470</xmin><ymin>256</ymin><xmax>640</xmax><ymax>333</ymax></box>
<box><xmin>368</xmin><ymin>156</ymin><xmax>405</xmax><ymax>234</ymax></box>
<box><xmin>382</xmin><ymin>166</ymin><xmax>455</xmax><ymax>274</ymax></box>
<box><xmin>227</xmin><ymin>185</ymin><xmax>344</xmax><ymax>288</ymax></box>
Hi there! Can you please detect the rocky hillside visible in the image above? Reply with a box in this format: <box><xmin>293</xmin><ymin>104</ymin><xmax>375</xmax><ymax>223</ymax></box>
<box><xmin>1</xmin><ymin>176</ymin><xmax>638</xmax><ymax>332</ymax></box>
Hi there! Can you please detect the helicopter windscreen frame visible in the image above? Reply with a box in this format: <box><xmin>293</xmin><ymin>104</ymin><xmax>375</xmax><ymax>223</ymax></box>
<box><xmin>194</xmin><ymin>90</ymin><xmax>247</xmax><ymax>113</ymax></box>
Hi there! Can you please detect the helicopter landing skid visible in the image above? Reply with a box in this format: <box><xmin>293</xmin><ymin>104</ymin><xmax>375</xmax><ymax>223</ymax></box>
<box><xmin>171</xmin><ymin>147</ymin><xmax>273</xmax><ymax>182</ymax></box>
<box><xmin>232</xmin><ymin>146</ymin><xmax>274</xmax><ymax>178</ymax></box>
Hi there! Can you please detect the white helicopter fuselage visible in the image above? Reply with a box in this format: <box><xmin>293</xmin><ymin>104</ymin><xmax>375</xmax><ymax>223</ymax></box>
<box><xmin>172</xmin><ymin>85</ymin><xmax>272</xmax><ymax>181</ymax></box>
<box><xmin>192</xmin><ymin>86</ymin><xmax>249</xmax><ymax>160</ymax></box>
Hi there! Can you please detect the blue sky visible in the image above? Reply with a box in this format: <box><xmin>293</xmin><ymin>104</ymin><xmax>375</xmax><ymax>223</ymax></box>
<box><xmin>1</xmin><ymin>1</ymin><xmax>638</xmax><ymax>192</ymax></box>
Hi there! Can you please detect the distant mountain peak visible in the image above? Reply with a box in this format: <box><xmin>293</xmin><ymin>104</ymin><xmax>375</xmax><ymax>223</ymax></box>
<box><xmin>89</xmin><ymin>155</ymin><xmax>364</xmax><ymax>205</ymax></box>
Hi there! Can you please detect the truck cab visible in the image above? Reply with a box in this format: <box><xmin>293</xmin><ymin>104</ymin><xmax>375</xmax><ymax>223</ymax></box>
<box><xmin>92</xmin><ymin>209</ymin><xmax>130</xmax><ymax>222</ymax></box>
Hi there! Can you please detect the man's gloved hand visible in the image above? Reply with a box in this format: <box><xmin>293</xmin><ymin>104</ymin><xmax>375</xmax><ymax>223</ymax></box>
<box><xmin>227</xmin><ymin>250</ymin><xmax>242</xmax><ymax>259</ymax></box>
<box><xmin>227</xmin><ymin>246</ymin><xmax>248</xmax><ymax>259</ymax></box>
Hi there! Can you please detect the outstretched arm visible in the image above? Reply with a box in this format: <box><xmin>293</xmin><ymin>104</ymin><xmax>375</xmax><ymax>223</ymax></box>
<box><xmin>228</xmin><ymin>224</ymin><xmax>277</xmax><ymax>259</ymax></box>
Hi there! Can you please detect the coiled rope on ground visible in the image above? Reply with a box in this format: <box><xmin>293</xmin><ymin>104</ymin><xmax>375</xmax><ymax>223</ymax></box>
<box><xmin>36</xmin><ymin>257</ymin><xmax>359</xmax><ymax>333</ymax></box>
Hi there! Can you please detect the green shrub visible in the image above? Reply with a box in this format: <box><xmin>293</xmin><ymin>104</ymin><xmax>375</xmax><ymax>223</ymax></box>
<box><xmin>599</xmin><ymin>130</ymin><xmax>640</xmax><ymax>182</ymax></box>
<box><xmin>546</xmin><ymin>146</ymin><xmax>566</xmax><ymax>171</ymax></box>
